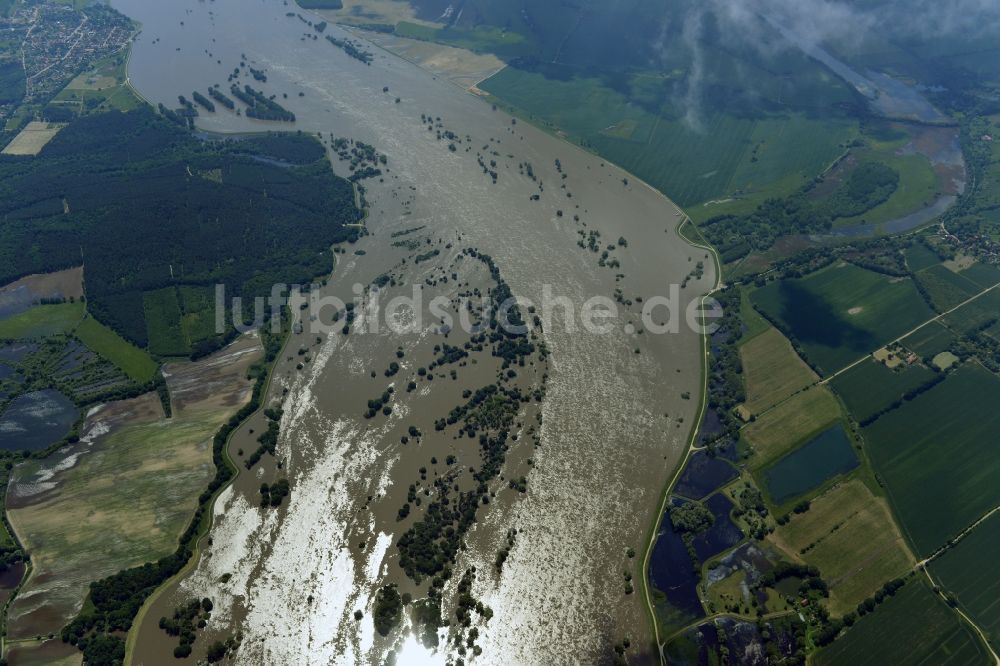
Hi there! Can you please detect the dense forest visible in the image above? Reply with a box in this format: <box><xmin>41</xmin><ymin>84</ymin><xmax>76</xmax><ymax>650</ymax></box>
<box><xmin>0</xmin><ymin>108</ymin><xmax>360</xmax><ymax>349</ymax></box>
<box><xmin>0</xmin><ymin>59</ymin><xmax>24</xmax><ymax>106</ymax></box>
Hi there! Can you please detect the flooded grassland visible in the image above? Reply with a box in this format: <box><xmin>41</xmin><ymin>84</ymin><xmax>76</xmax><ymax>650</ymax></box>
<box><xmin>4</xmin><ymin>336</ymin><xmax>261</xmax><ymax>665</ymax></box>
<box><xmin>112</xmin><ymin>0</ymin><xmax>716</xmax><ymax>662</ymax></box>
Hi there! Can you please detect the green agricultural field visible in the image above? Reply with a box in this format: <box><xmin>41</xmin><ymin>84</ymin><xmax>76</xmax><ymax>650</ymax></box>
<box><xmin>0</xmin><ymin>301</ymin><xmax>85</xmax><ymax>339</ymax></box>
<box><xmin>905</xmin><ymin>242</ymin><xmax>942</xmax><ymax>272</ymax></box>
<box><xmin>958</xmin><ymin>262</ymin><xmax>1000</xmax><ymax>290</ymax></box>
<box><xmin>915</xmin><ymin>264</ymin><xmax>982</xmax><ymax>311</ymax></box>
<box><xmin>941</xmin><ymin>287</ymin><xmax>1000</xmax><ymax>334</ymax></box>
<box><xmin>931</xmin><ymin>511</ymin><xmax>1000</xmax><ymax>650</ymax></box>
<box><xmin>74</xmin><ymin>315</ymin><xmax>158</xmax><ymax>383</ymax></box>
<box><xmin>768</xmin><ymin>479</ymin><xmax>913</xmax><ymax>616</ymax></box>
<box><xmin>864</xmin><ymin>364</ymin><xmax>1000</xmax><ymax>556</ymax></box>
<box><xmin>751</xmin><ymin>263</ymin><xmax>934</xmax><ymax>375</ymax></box>
<box><xmin>143</xmin><ymin>287</ymin><xmax>189</xmax><ymax>357</ymax></box>
<box><xmin>813</xmin><ymin>580</ymin><xmax>990</xmax><ymax>666</ymax></box>
<box><xmin>901</xmin><ymin>321</ymin><xmax>956</xmax><ymax>359</ymax></box>
<box><xmin>6</xmin><ymin>403</ymin><xmax>215</xmax><ymax>639</ymax></box>
<box><xmin>481</xmin><ymin>66</ymin><xmax>852</xmax><ymax>208</ymax></box>
<box><xmin>51</xmin><ymin>53</ymin><xmax>141</xmax><ymax>116</ymax></box>
<box><xmin>742</xmin><ymin>386</ymin><xmax>841</xmax><ymax>468</ymax></box>
<box><xmin>830</xmin><ymin>359</ymin><xmax>938</xmax><ymax>424</ymax></box>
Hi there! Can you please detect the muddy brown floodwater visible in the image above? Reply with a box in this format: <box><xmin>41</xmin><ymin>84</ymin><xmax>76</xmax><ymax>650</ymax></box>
<box><xmin>113</xmin><ymin>0</ymin><xmax>716</xmax><ymax>663</ymax></box>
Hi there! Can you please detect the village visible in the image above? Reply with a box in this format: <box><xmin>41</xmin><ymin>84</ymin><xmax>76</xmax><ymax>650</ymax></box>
<box><xmin>0</xmin><ymin>1</ymin><xmax>132</xmax><ymax>127</ymax></box>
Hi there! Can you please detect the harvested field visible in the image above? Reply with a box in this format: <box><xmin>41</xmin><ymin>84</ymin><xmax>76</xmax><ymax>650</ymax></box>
<box><xmin>1</xmin><ymin>121</ymin><xmax>65</xmax><ymax>156</ymax></box>
<box><xmin>742</xmin><ymin>386</ymin><xmax>841</xmax><ymax>468</ymax></box>
<box><xmin>740</xmin><ymin>327</ymin><xmax>817</xmax><ymax>416</ymax></box>
<box><xmin>767</xmin><ymin>479</ymin><xmax>914</xmax><ymax>615</ymax></box>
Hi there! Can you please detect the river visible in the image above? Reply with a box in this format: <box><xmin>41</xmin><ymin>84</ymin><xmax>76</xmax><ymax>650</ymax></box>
<box><xmin>109</xmin><ymin>0</ymin><xmax>713</xmax><ymax>663</ymax></box>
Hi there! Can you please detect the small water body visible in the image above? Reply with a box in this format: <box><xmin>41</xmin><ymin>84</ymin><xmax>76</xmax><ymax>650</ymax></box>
<box><xmin>692</xmin><ymin>492</ymin><xmax>743</xmax><ymax>561</ymax></box>
<box><xmin>648</xmin><ymin>497</ymin><xmax>706</xmax><ymax>620</ymax></box>
<box><xmin>763</xmin><ymin>424</ymin><xmax>859</xmax><ymax>504</ymax></box>
<box><xmin>0</xmin><ymin>286</ymin><xmax>36</xmax><ymax>320</ymax></box>
<box><xmin>0</xmin><ymin>343</ymin><xmax>36</xmax><ymax>363</ymax></box>
<box><xmin>674</xmin><ymin>451</ymin><xmax>738</xmax><ymax>500</ymax></box>
<box><xmin>0</xmin><ymin>389</ymin><xmax>77</xmax><ymax>452</ymax></box>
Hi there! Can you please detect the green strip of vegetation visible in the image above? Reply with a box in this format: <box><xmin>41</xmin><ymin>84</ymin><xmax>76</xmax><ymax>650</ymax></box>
<box><xmin>74</xmin><ymin>315</ymin><xmax>158</xmax><ymax>383</ymax></box>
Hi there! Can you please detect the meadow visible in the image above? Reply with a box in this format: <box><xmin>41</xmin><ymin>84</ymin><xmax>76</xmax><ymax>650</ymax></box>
<box><xmin>739</xmin><ymin>327</ymin><xmax>817</xmax><ymax>416</ymax></box>
<box><xmin>813</xmin><ymin>581</ymin><xmax>990</xmax><ymax>666</ymax></box>
<box><xmin>395</xmin><ymin>22</ymin><xmax>530</xmax><ymax>57</ymax></box>
<box><xmin>767</xmin><ymin>479</ymin><xmax>913</xmax><ymax>616</ymax></box>
<box><xmin>830</xmin><ymin>153</ymin><xmax>938</xmax><ymax>230</ymax></box>
<box><xmin>864</xmin><ymin>364</ymin><xmax>1000</xmax><ymax>556</ymax></box>
<box><xmin>930</xmin><ymin>510</ymin><xmax>1000</xmax><ymax>650</ymax></box>
<box><xmin>178</xmin><ymin>285</ymin><xmax>215</xmax><ymax>332</ymax></box>
<box><xmin>751</xmin><ymin>263</ymin><xmax>934</xmax><ymax>375</ymax></box>
<box><xmin>0</xmin><ymin>301</ymin><xmax>84</xmax><ymax>339</ymax></box>
<box><xmin>74</xmin><ymin>315</ymin><xmax>158</xmax><ymax>383</ymax></box>
<box><xmin>830</xmin><ymin>359</ymin><xmax>938</xmax><ymax>424</ymax></box>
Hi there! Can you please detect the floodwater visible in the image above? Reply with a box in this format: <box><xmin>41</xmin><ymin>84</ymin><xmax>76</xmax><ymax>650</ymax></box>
<box><xmin>673</xmin><ymin>452</ymin><xmax>738</xmax><ymax>501</ymax></box>
<box><xmin>0</xmin><ymin>389</ymin><xmax>76</xmax><ymax>452</ymax></box>
<box><xmin>648</xmin><ymin>497</ymin><xmax>704</xmax><ymax>623</ymax></box>
<box><xmin>111</xmin><ymin>0</ymin><xmax>713</xmax><ymax>663</ymax></box>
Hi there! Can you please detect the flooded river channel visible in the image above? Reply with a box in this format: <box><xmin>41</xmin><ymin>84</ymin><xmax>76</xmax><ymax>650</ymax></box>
<box><xmin>110</xmin><ymin>0</ymin><xmax>714</xmax><ymax>663</ymax></box>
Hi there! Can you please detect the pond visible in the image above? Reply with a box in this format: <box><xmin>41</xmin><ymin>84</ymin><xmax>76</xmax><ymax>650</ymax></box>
<box><xmin>674</xmin><ymin>452</ymin><xmax>738</xmax><ymax>501</ymax></box>
<box><xmin>0</xmin><ymin>343</ymin><xmax>36</xmax><ymax>363</ymax></box>
<box><xmin>0</xmin><ymin>389</ymin><xmax>78</xmax><ymax>452</ymax></box>
<box><xmin>692</xmin><ymin>492</ymin><xmax>744</xmax><ymax>562</ymax></box>
<box><xmin>648</xmin><ymin>497</ymin><xmax>705</xmax><ymax>621</ymax></box>
<box><xmin>763</xmin><ymin>424</ymin><xmax>859</xmax><ymax>504</ymax></box>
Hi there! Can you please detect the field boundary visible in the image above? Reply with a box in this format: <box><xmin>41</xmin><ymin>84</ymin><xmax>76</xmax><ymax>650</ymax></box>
<box><xmin>921</xmin><ymin>566</ymin><xmax>1000</xmax><ymax>665</ymax></box>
